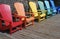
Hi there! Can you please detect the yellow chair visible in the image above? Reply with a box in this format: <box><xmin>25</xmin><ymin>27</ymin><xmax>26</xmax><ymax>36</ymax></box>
<box><xmin>29</xmin><ymin>2</ymin><xmax>46</xmax><ymax>22</ymax></box>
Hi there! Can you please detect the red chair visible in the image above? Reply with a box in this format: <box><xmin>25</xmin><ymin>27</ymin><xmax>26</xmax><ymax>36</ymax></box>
<box><xmin>14</xmin><ymin>2</ymin><xmax>35</xmax><ymax>28</ymax></box>
<box><xmin>0</xmin><ymin>4</ymin><xmax>23</xmax><ymax>34</ymax></box>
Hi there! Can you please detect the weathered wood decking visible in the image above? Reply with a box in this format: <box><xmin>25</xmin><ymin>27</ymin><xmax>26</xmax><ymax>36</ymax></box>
<box><xmin>0</xmin><ymin>14</ymin><xmax>60</xmax><ymax>39</ymax></box>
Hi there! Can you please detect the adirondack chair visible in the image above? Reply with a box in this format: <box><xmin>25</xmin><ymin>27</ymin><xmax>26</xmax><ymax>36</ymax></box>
<box><xmin>38</xmin><ymin>1</ymin><xmax>47</xmax><ymax>18</ymax></box>
<box><xmin>14</xmin><ymin>2</ymin><xmax>34</xmax><ymax>27</ymax></box>
<box><xmin>57</xmin><ymin>7</ymin><xmax>60</xmax><ymax>14</ymax></box>
<box><xmin>29</xmin><ymin>2</ymin><xmax>46</xmax><ymax>22</ymax></box>
<box><xmin>0</xmin><ymin>4</ymin><xmax>23</xmax><ymax>34</ymax></box>
<box><xmin>54</xmin><ymin>0</ymin><xmax>60</xmax><ymax>14</ymax></box>
<box><xmin>44</xmin><ymin>0</ymin><xmax>52</xmax><ymax>18</ymax></box>
<box><xmin>49</xmin><ymin>0</ymin><xmax>57</xmax><ymax>15</ymax></box>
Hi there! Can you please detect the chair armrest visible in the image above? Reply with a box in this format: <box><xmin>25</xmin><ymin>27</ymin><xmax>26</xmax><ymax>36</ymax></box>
<box><xmin>26</xmin><ymin>12</ymin><xmax>32</xmax><ymax>14</ymax></box>
<box><xmin>12</xmin><ymin>12</ymin><xmax>18</xmax><ymax>17</ymax></box>
<box><xmin>29</xmin><ymin>11</ymin><xmax>42</xmax><ymax>15</ymax></box>
<box><xmin>38</xmin><ymin>12</ymin><xmax>42</xmax><ymax>15</ymax></box>
<box><xmin>38</xmin><ymin>10</ymin><xmax>41</xmax><ymax>12</ymax></box>
<box><xmin>46</xmin><ymin>8</ymin><xmax>52</xmax><ymax>10</ymax></box>
<box><xmin>12</xmin><ymin>12</ymin><xmax>26</xmax><ymax>21</ymax></box>
<box><xmin>38</xmin><ymin>10</ymin><xmax>47</xmax><ymax>12</ymax></box>
<box><xmin>25</xmin><ymin>12</ymin><xmax>34</xmax><ymax>17</ymax></box>
<box><xmin>38</xmin><ymin>10</ymin><xmax>47</xmax><ymax>16</ymax></box>
<box><xmin>43</xmin><ymin>10</ymin><xmax>47</xmax><ymax>13</ymax></box>
<box><xmin>12</xmin><ymin>12</ymin><xmax>23</xmax><ymax>20</ymax></box>
<box><xmin>43</xmin><ymin>10</ymin><xmax>47</xmax><ymax>12</ymax></box>
<box><xmin>19</xmin><ymin>16</ymin><xmax>26</xmax><ymax>21</ymax></box>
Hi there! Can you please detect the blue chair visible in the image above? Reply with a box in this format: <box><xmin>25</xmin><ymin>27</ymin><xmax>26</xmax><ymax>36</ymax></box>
<box><xmin>56</xmin><ymin>6</ymin><xmax>60</xmax><ymax>14</ymax></box>
<box><xmin>54</xmin><ymin>0</ymin><xmax>60</xmax><ymax>14</ymax></box>
<box><xmin>49</xmin><ymin>0</ymin><xmax>57</xmax><ymax>15</ymax></box>
<box><xmin>44</xmin><ymin>0</ymin><xmax>52</xmax><ymax>18</ymax></box>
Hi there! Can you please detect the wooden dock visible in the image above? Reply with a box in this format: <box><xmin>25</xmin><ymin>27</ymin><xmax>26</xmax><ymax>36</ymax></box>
<box><xmin>0</xmin><ymin>14</ymin><xmax>60</xmax><ymax>39</ymax></box>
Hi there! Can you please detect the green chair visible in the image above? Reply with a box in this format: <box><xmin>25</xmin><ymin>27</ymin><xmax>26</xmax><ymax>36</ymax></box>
<box><xmin>38</xmin><ymin>1</ymin><xmax>47</xmax><ymax>18</ymax></box>
<box><xmin>29</xmin><ymin>1</ymin><xmax>46</xmax><ymax>22</ymax></box>
<box><xmin>44</xmin><ymin>0</ymin><xmax>52</xmax><ymax>18</ymax></box>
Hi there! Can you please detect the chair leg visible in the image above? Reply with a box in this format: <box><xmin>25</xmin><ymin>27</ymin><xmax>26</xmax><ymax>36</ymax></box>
<box><xmin>39</xmin><ymin>16</ymin><xmax>45</xmax><ymax>21</ymax></box>
<box><xmin>10</xmin><ymin>28</ymin><xmax>12</xmax><ymax>35</ymax></box>
<box><xmin>32</xmin><ymin>20</ymin><xmax>34</xmax><ymax>25</ymax></box>
<box><xmin>38</xmin><ymin>18</ymin><xmax>40</xmax><ymax>22</ymax></box>
<box><xmin>43</xmin><ymin>16</ymin><xmax>46</xmax><ymax>20</ymax></box>
<box><xmin>20</xmin><ymin>25</ymin><xmax>22</xmax><ymax>30</ymax></box>
<box><xmin>23</xmin><ymin>22</ymin><xmax>26</xmax><ymax>28</ymax></box>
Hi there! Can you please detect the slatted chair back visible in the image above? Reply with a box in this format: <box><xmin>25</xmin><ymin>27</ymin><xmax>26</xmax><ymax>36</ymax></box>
<box><xmin>50</xmin><ymin>0</ymin><xmax>57</xmax><ymax>12</ymax></box>
<box><xmin>14</xmin><ymin>2</ymin><xmax>25</xmax><ymax>16</ymax></box>
<box><xmin>29</xmin><ymin>2</ymin><xmax>38</xmax><ymax>17</ymax></box>
<box><xmin>0</xmin><ymin>4</ymin><xmax>12</xmax><ymax>22</ymax></box>
<box><xmin>38</xmin><ymin>1</ymin><xmax>45</xmax><ymax>13</ymax></box>
<box><xmin>44</xmin><ymin>1</ymin><xmax>52</xmax><ymax>14</ymax></box>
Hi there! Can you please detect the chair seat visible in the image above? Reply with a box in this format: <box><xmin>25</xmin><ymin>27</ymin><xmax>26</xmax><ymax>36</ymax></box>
<box><xmin>5</xmin><ymin>20</ymin><xmax>22</xmax><ymax>28</ymax></box>
<box><xmin>12</xmin><ymin>21</ymin><xmax>22</xmax><ymax>28</ymax></box>
<box><xmin>40</xmin><ymin>13</ymin><xmax>46</xmax><ymax>17</ymax></box>
<box><xmin>26</xmin><ymin>17</ymin><xmax>34</xmax><ymax>22</ymax></box>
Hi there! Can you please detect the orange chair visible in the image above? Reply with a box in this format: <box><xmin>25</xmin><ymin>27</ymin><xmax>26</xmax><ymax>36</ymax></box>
<box><xmin>14</xmin><ymin>2</ymin><xmax>35</xmax><ymax>27</ymax></box>
<box><xmin>0</xmin><ymin>4</ymin><xmax>23</xmax><ymax>34</ymax></box>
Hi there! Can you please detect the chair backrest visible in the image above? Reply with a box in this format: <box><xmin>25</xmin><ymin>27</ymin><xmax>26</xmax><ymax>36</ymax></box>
<box><xmin>44</xmin><ymin>1</ymin><xmax>50</xmax><ymax>9</ymax></box>
<box><xmin>29</xmin><ymin>2</ymin><xmax>38</xmax><ymax>17</ymax></box>
<box><xmin>50</xmin><ymin>0</ymin><xmax>57</xmax><ymax>12</ymax></box>
<box><xmin>44</xmin><ymin>0</ymin><xmax>52</xmax><ymax>14</ymax></box>
<box><xmin>0</xmin><ymin>4</ymin><xmax>12</xmax><ymax>22</ymax></box>
<box><xmin>14</xmin><ymin>2</ymin><xmax>25</xmax><ymax>16</ymax></box>
<box><xmin>38</xmin><ymin>1</ymin><xmax>45</xmax><ymax>13</ymax></box>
